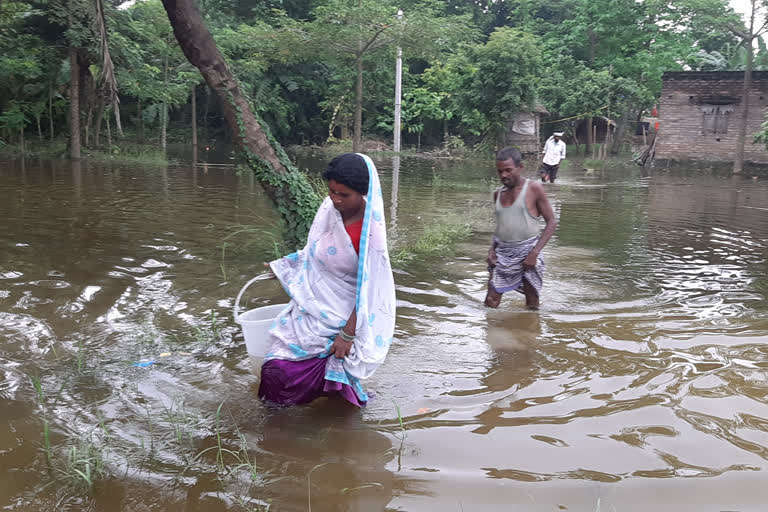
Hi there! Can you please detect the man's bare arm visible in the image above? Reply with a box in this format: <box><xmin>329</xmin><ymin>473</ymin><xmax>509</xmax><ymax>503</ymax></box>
<box><xmin>530</xmin><ymin>184</ymin><xmax>557</xmax><ymax>256</ymax></box>
<box><xmin>488</xmin><ymin>190</ymin><xmax>499</xmax><ymax>266</ymax></box>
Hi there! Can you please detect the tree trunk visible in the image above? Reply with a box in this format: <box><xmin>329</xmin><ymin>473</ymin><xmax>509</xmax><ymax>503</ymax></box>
<box><xmin>160</xmin><ymin>0</ymin><xmax>316</xmax><ymax>242</ymax></box>
<box><xmin>94</xmin><ymin>96</ymin><xmax>105</xmax><ymax>147</ymax></box>
<box><xmin>610</xmin><ymin>108</ymin><xmax>630</xmax><ymax>155</ymax></box>
<box><xmin>106</xmin><ymin>107</ymin><xmax>112</xmax><ymax>148</ymax></box>
<box><xmin>20</xmin><ymin>123</ymin><xmax>25</xmax><ymax>152</ymax></box>
<box><xmin>37</xmin><ymin>115</ymin><xmax>42</xmax><ymax>141</ymax></box>
<box><xmin>341</xmin><ymin>119</ymin><xmax>349</xmax><ymax>140</ymax></box>
<box><xmin>353</xmin><ymin>54</ymin><xmax>363</xmax><ymax>153</ymax></box>
<box><xmin>83</xmin><ymin>71</ymin><xmax>94</xmax><ymax>147</ymax></box>
<box><xmin>137</xmin><ymin>98</ymin><xmax>144</xmax><ymax>144</ymax></box>
<box><xmin>161</xmin><ymin>53</ymin><xmax>168</xmax><ymax>150</ymax></box>
<box><xmin>191</xmin><ymin>85</ymin><xmax>197</xmax><ymax>150</ymax></box>
<box><xmin>161</xmin><ymin>102</ymin><xmax>167</xmax><ymax>150</ymax></box>
<box><xmin>734</xmin><ymin>0</ymin><xmax>757</xmax><ymax>174</ymax></box>
<box><xmin>585</xmin><ymin>24</ymin><xmax>596</xmax><ymax>155</ymax></box>
<box><xmin>49</xmin><ymin>87</ymin><xmax>54</xmax><ymax>142</ymax></box>
<box><xmin>84</xmin><ymin>95</ymin><xmax>93</xmax><ymax>148</ymax></box>
<box><xmin>203</xmin><ymin>85</ymin><xmax>209</xmax><ymax>135</ymax></box>
<box><xmin>114</xmin><ymin>101</ymin><xmax>123</xmax><ymax>138</ymax></box>
<box><xmin>69</xmin><ymin>46</ymin><xmax>81</xmax><ymax>159</ymax></box>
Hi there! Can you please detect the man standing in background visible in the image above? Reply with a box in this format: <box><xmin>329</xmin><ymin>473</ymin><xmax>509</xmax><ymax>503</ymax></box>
<box><xmin>540</xmin><ymin>131</ymin><xmax>566</xmax><ymax>184</ymax></box>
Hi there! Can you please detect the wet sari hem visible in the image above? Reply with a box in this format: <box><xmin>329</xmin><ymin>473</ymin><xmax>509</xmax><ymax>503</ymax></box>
<box><xmin>258</xmin><ymin>358</ymin><xmax>367</xmax><ymax>407</ymax></box>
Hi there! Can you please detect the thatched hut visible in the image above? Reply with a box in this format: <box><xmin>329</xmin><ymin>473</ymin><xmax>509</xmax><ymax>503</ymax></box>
<box><xmin>505</xmin><ymin>104</ymin><xmax>550</xmax><ymax>154</ymax></box>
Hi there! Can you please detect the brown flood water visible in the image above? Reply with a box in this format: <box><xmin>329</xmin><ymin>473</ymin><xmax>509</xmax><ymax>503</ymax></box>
<box><xmin>1</xmin><ymin>153</ymin><xmax>767</xmax><ymax>511</ymax></box>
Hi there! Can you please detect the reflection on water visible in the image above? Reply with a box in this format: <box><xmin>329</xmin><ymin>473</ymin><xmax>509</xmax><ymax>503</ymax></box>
<box><xmin>1</xmin><ymin>154</ymin><xmax>768</xmax><ymax>511</ymax></box>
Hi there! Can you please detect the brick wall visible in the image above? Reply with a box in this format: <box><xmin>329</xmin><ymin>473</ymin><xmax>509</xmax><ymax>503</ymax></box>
<box><xmin>657</xmin><ymin>71</ymin><xmax>768</xmax><ymax>163</ymax></box>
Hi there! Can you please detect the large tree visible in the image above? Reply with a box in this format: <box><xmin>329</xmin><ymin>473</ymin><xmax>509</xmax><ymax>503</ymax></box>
<box><xmin>160</xmin><ymin>0</ymin><xmax>318</xmax><ymax>243</ymax></box>
<box><xmin>726</xmin><ymin>0</ymin><xmax>768</xmax><ymax>173</ymax></box>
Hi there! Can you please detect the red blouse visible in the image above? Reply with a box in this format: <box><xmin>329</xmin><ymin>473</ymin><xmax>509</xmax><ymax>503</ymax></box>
<box><xmin>345</xmin><ymin>219</ymin><xmax>363</xmax><ymax>254</ymax></box>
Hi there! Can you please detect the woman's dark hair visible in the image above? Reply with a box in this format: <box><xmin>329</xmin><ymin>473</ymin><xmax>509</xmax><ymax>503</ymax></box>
<box><xmin>322</xmin><ymin>153</ymin><xmax>369</xmax><ymax>195</ymax></box>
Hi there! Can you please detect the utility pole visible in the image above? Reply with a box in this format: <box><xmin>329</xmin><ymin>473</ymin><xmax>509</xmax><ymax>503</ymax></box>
<box><xmin>393</xmin><ymin>8</ymin><xmax>403</xmax><ymax>153</ymax></box>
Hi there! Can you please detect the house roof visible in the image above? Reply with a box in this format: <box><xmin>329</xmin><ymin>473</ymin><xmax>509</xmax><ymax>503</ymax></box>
<box><xmin>663</xmin><ymin>71</ymin><xmax>768</xmax><ymax>81</ymax></box>
<box><xmin>520</xmin><ymin>104</ymin><xmax>550</xmax><ymax>115</ymax></box>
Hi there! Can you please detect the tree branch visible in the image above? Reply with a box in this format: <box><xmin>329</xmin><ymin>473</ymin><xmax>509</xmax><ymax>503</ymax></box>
<box><xmin>755</xmin><ymin>18</ymin><xmax>768</xmax><ymax>38</ymax></box>
<box><xmin>367</xmin><ymin>36</ymin><xmax>395</xmax><ymax>52</ymax></box>
<box><xmin>360</xmin><ymin>24</ymin><xmax>391</xmax><ymax>54</ymax></box>
<box><xmin>726</xmin><ymin>22</ymin><xmax>750</xmax><ymax>40</ymax></box>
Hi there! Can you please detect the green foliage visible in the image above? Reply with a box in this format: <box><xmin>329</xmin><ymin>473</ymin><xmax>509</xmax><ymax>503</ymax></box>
<box><xmin>0</xmin><ymin>104</ymin><xmax>27</xmax><ymax>139</ymax></box>
<box><xmin>466</xmin><ymin>27</ymin><xmax>541</xmax><ymax>136</ymax></box>
<box><xmin>112</xmin><ymin>0</ymin><xmax>200</xmax><ymax>112</ymax></box>
<box><xmin>390</xmin><ymin>215</ymin><xmax>478</xmax><ymax>267</ymax></box>
<box><xmin>2</xmin><ymin>0</ymin><xmax>745</xmax><ymax>155</ymax></box>
<box><xmin>538</xmin><ymin>55</ymin><xmax>639</xmax><ymax>128</ymax></box>
<box><xmin>696</xmin><ymin>37</ymin><xmax>768</xmax><ymax>71</ymax></box>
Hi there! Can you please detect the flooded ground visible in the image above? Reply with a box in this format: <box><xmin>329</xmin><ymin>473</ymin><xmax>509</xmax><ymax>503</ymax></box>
<box><xmin>1</xmin><ymin>152</ymin><xmax>767</xmax><ymax>511</ymax></box>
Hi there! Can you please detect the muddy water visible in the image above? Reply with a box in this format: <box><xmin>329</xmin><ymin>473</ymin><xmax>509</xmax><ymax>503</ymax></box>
<box><xmin>1</xmin><ymin>154</ymin><xmax>767</xmax><ymax>511</ymax></box>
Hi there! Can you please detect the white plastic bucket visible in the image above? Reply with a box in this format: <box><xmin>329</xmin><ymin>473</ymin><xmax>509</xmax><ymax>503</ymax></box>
<box><xmin>234</xmin><ymin>275</ymin><xmax>288</xmax><ymax>358</ymax></box>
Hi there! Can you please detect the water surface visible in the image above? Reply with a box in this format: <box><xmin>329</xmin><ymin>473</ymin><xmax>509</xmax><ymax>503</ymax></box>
<box><xmin>1</xmin><ymin>153</ymin><xmax>767</xmax><ymax>511</ymax></box>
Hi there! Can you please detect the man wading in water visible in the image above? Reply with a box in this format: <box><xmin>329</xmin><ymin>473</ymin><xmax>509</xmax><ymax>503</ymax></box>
<box><xmin>485</xmin><ymin>147</ymin><xmax>557</xmax><ymax>310</ymax></box>
<box><xmin>539</xmin><ymin>131</ymin><xmax>566</xmax><ymax>183</ymax></box>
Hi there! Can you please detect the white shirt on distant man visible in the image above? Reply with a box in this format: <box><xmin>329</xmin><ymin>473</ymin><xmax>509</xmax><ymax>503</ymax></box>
<box><xmin>542</xmin><ymin>133</ymin><xmax>567</xmax><ymax>166</ymax></box>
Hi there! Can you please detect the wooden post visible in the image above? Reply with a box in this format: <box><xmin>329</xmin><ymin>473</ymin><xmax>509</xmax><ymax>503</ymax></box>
<box><xmin>642</xmin><ymin>124</ymin><xmax>647</xmax><ymax>146</ymax></box>
<box><xmin>592</xmin><ymin>125</ymin><xmax>598</xmax><ymax>159</ymax></box>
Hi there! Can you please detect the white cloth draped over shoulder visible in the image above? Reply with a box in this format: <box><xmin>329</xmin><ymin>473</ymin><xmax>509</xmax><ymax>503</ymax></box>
<box><xmin>266</xmin><ymin>154</ymin><xmax>396</xmax><ymax>396</ymax></box>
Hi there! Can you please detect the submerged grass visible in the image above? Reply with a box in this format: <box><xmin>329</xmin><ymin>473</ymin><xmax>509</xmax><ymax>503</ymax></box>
<box><xmin>0</xmin><ymin>139</ymin><xmax>169</xmax><ymax>165</ymax></box>
<box><xmin>392</xmin><ymin>400</ymin><xmax>406</xmax><ymax>440</ymax></box>
<box><xmin>390</xmin><ymin>219</ymin><xmax>474</xmax><ymax>267</ymax></box>
<box><xmin>583</xmin><ymin>158</ymin><xmax>609</xmax><ymax>170</ymax></box>
<box><xmin>83</xmin><ymin>143</ymin><xmax>169</xmax><ymax>165</ymax></box>
<box><xmin>30</xmin><ymin>373</ymin><xmax>44</xmax><ymax>403</ymax></box>
<box><xmin>224</xmin><ymin>203</ymin><xmax>486</xmax><ymax>269</ymax></box>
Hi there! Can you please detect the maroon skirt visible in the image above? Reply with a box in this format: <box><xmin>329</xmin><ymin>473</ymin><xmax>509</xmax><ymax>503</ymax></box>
<box><xmin>258</xmin><ymin>357</ymin><xmax>367</xmax><ymax>407</ymax></box>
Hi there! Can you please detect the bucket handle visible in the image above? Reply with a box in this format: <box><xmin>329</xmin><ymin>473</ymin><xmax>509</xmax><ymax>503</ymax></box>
<box><xmin>234</xmin><ymin>274</ymin><xmax>272</xmax><ymax>323</ymax></box>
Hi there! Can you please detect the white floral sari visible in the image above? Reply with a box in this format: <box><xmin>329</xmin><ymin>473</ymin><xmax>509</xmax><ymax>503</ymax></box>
<box><xmin>266</xmin><ymin>154</ymin><xmax>396</xmax><ymax>401</ymax></box>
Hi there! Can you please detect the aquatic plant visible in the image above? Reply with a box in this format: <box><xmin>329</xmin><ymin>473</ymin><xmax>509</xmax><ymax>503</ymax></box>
<box><xmin>189</xmin><ymin>310</ymin><xmax>222</xmax><ymax>345</ymax></box>
<box><xmin>30</xmin><ymin>374</ymin><xmax>44</xmax><ymax>403</ymax></box>
<box><xmin>583</xmin><ymin>159</ymin><xmax>608</xmax><ymax>170</ymax></box>
<box><xmin>220</xmin><ymin>242</ymin><xmax>228</xmax><ymax>281</ymax></box>
<box><xmin>390</xmin><ymin>220</ymin><xmax>474</xmax><ymax>267</ymax></box>
<box><xmin>84</xmin><ymin>143</ymin><xmax>170</xmax><ymax>165</ymax></box>
<box><xmin>306</xmin><ymin>462</ymin><xmax>331</xmax><ymax>512</ymax></box>
<box><xmin>392</xmin><ymin>400</ymin><xmax>407</xmax><ymax>440</ymax></box>
<box><xmin>43</xmin><ymin>427</ymin><xmax>111</xmax><ymax>491</ymax></box>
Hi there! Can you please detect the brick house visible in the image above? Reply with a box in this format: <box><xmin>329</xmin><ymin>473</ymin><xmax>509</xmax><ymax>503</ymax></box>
<box><xmin>656</xmin><ymin>71</ymin><xmax>768</xmax><ymax>163</ymax></box>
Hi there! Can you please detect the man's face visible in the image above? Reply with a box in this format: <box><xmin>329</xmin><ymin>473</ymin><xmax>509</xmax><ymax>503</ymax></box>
<box><xmin>553</xmin><ymin>135</ymin><xmax>561</xmax><ymax>143</ymax></box>
<box><xmin>496</xmin><ymin>159</ymin><xmax>523</xmax><ymax>187</ymax></box>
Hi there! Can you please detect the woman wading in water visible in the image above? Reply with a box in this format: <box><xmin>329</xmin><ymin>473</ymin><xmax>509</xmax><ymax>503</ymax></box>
<box><xmin>259</xmin><ymin>153</ymin><xmax>396</xmax><ymax>407</ymax></box>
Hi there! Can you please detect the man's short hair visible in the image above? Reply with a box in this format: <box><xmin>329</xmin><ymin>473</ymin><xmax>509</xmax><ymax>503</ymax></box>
<box><xmin>496</xmin><ymin>147</ymin><xmax>523</xmax><ymax>165</ymax></box>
